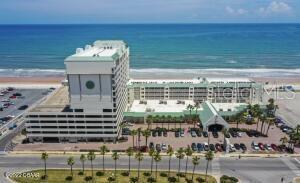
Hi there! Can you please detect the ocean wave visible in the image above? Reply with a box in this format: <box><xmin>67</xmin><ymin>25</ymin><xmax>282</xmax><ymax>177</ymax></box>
<box><xmin>130</xmin><ymin>68</ymin><xmax>300</xmax><ymax>77</ymax></box>
<box><xmin>0</xmin><ymin>69</ymin><xmax>65</xmax><ymax>77</ymax></box>
<box><xmin>1</xmin><ymin>68</ymin><xmax>300</xmax><ymax>78</ymax></box>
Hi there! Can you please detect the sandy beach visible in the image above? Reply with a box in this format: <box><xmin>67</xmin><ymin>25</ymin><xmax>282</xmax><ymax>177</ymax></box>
<box><xmin>0</xmin><ymin>76</ymin><xmax>64</xmax><ymax>89</ymax></box>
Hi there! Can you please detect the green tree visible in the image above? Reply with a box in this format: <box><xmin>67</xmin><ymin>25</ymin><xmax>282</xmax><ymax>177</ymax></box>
<box><xmin>100</xmin><ymin>145</ymin><xmax>109</xmax><ymax>172</ymax></box>
<box><xmin>67</xmin><ymin>156</ymin><xmax>75</xmax><ymax>177</ymax></box>
<box><xmin>41</xmin><ymin>152</ymin><xmax>48</xmax><ymax>178</ymax></box>
<box><xmin>280</xmin><ymin>136</ymin><xmax>288</xmax><ymax>146</ymax></box>
<box><xmin>126</xmin><ymin>147</ymin><xmax>134</xmax><ymax>176</ymax></box>
<box><xmin>147</xmin><ymin>115</ymin><xmax>153</xmax><ymax>130</ymax></box>
<box><xmin>148</xmin><ymin>148</ymin><xmax>155</xmax><ymax>175</ymax></box>
<box><xmin>135</xmin><ymin>151</ymin><xmax>143</xmax><ymax>182</ymax></box>
<box><xmin>176</xmin><ymin>148</ymin><xmax>185</xmax><ymax>181</ymax></box>
<box><xmin>205</xmin><ymin>151</ymin><xmax>214</xmax><ymax>183</ymax></box>
<box><xmin>142</xmin><ymin>129</ymin><xmax>151</xmax><ymax>146</ymax></box>
<box><xmin>265</xmin><ymin>118</ymin><xmax>275</xmax><ymax>135</ymax></box>
<box><xmin>80</xmin><ymin>154</ymin><xmax>86</xmax><ymax>173</ymax></box>
<box><xmin>154</xmin><ymin>151</ymin><xmax>162</xmax><ymax>181</ymax></box>
<box><xmin>87</xmin><ymin>151</ymin><xmax>96</xmax><ymax>179</ymax></box>
<box><xmin>112</xmin><ymin>152</ymin><xmax>119</xmax><ymax>181</ymax></box>
<box><xmin>260</xmin><ymin>114</ymin><xmax>267</xmax><ymax>134</ymax></box>
<box><xmin>166</xmin><ymin>145</ymin><xmax>174</xmax><ymax>177</ymax></box>
<box><xmin>184</xmin><ymin>146</ymin><xmax>193</xmax><ymax>176</ymax></box>
<box><xmin>191</xmin><ymin>156</ymin><xmax>200</xmax><ymax>181</ymax></box>
<box><xmin>130</xmin><ymin>129</ymin><xmax>137</xmax><ymax>148</ymax></box>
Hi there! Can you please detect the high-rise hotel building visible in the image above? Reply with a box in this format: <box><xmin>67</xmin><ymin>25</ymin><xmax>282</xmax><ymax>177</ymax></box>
<box><xmin>25</xmin><ymin>40</ymin><xmax>129</xmax><ymax>142</ymax></box>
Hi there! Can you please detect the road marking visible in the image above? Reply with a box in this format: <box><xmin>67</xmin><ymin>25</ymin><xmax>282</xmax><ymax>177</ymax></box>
<box><xmin>295</xmin><ymin>158</ymin><xmax>300</xmax><ymax>165</ymax></box>
<box><xmin>282</xmin><ymin>158</ymin><xmax>300</xmax><ymax>176</ymax></box>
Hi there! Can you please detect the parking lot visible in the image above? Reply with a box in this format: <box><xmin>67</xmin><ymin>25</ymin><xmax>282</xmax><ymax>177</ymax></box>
<box><xmin>0</xmin><ymin>87</ymin><xmax>49</xmax><ymax>136</ymax></box>
<box><xmin>14</xmin><ymin>120</ymin><xmax>298</xmax><ymax>154</ymax></box>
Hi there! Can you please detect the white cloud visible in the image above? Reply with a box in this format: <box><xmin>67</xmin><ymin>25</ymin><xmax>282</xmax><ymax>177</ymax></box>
<box><xmin>259</xmin><ymin>1</ymin><xmax>292</xmax><ymax>15</ymax></box>
<box><xmin>226</xmin><ymin>6</ymin><xmax>248</xmax><ymax>15</ymax></box>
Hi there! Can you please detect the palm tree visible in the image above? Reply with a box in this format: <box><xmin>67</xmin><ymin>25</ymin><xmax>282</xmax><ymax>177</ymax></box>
<box><xmin>112</xmin><ymin>152</ymin><xmax>119</xmax><ymax>181</ymax></box>
<box><xmin>100</xmin><ymin>145</ymin><xmax>109</xmax><ymax>172</ymax></box>
<box><xmin>147</xmin><ymin>115</ymin><xmax>153</xmax><ymax>130</ymax></box>
<box><xmin>130</xmin><ymin>129</ymin><xmax>137</xmax><ymax>148</ymax></box>
<box><xmin>41</xmin><ymin>152</ymin><xmax>48</xmax><ymax>178</ymax></box>
<box><xmin>179</xmin><ymin>115</ymin><xmax>184</xmax><ymax>130</ymax></box>
<box><xmin>87</xmin><ymin>151</ymin><xmax>96</xmax><ymax>179</ymax></box>
<box><xmin>194</xmin><ymin>102</ymin><xmax>200</xmax><ymax>114</ymax></box>
<box><xmin>296</xmin><ymin>125</ymin><xmax>300</xmax><ymax>134</ymax></box>
<box><xmin>186</xmin><ymin>104</ymin><xmax>194</xmax><ymax>117</ymax></box>
<box><xmin>67</xmin><ymin>156</ymin><xmax>75</xmax><ymax>177</ymax></box>
<box><xmin>265</xmin><ymin>118</ymin><xmax>275</xmax><ymax>135</ymax></box>
<box><xmin>148</xmin><ymin>148</ymin><xmax>155</xmax><ymax>175</ymax></box>
<box><xmin>135</xmin><ymin>151</ymin><xmax>143</xmax><ymax>182</ymax></box>
<box><xmin>142</xmin><ymin>129</ymin><xmax>151</xmax><ymax>146</ymax></box>
<box><xmin>161</xmin><ymin>115</ymin><xmax>166</xmax><ymax>128</ymax></box>
<box><xmin>260</xmin><ymin>114</ymin><xmax>267</xmax><ymax>134</ymax></box>
<box><xmin>137</xmin><ymin>128</ymin><xmax>143</xmax><ymax>148</ymax></box>
<box><xmin>166</xmin><ymin>145</ymin><xmax>174</xmax><ymax>177</ymax></box>
<box><xmin>176</xmin><ymin>148</ymin><xmax>185</xmax><ymax>181</ymax></box>
<box><xmin>153</xmin><ymin>151</ymin><xmax>162</xmax><ymax>181</ymax></box>
<box><xmin>191</xmin><ymin>156</ymin><xmax>200</xmax><ymax>181</ymax></box>
<box><xmin>184</xmin><ymin>146</ymin><xmax>193</xmax><ymax>176</ymax></box>
<box><xmin>205</xmin><ymin>151</ymin><xmax>214</xmax><ymax>183</ymax></box>
<box><xmin>80</xmin><ymin>154</ymin><xmax>86</xmax><ymax>173</ymax></box>
<box><xmin>126</xmin><ymin>147</ymin><xmax>134</xmax><ymax>175</ymax></box>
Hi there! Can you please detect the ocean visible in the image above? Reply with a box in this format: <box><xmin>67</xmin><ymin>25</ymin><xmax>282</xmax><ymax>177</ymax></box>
<box><xmin>0</xmin><ymin>24</ymin><xmax>300</xmax><ymax>77</ymax></box>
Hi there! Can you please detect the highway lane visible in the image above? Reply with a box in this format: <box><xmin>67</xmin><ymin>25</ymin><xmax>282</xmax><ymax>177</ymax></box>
<box><xmin>0</xmin><ymin>155</ymin><xmax>299</xmax><ymax>183</ymax></box>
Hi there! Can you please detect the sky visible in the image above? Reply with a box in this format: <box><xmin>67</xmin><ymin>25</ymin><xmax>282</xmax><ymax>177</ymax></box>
<box><xmin>0</xmin><ymin>0</ymin><xmax>299</xmax><ymax>24</ymax></box>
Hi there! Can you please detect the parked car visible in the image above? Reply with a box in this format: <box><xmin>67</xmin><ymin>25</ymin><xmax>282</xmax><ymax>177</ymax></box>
<box><xmin>234</xmin><ymin>143</ymin><xmax>241</xmax><ymax>150</ymax></box>
<box><xmin>156</xmin><ymin>144</ymin><xmax>161</xmax><ymax>152</ymax></box>
<box><xmin>197</xmin><ymin>143</ymin><xmax>204</xmax><ymax>152</ymax></box>
<box><xmin>265</xmin><ymin>144</ymin><xmax>272</xmax><ymax>151</ymax></box>
<box><xmin>163</xmin><ymin>131</ymin><xmax>168</xmax><ymax>137</ymax></box>
<box><xmin>9</xmin><ymin>95</ymin><xmax>16</xmax><ymax>99</ymax></box>
<box><xmin>18</xmin><ymin>105</ymin><xmax>28</xmax><ymax>110</ymax></box>
<box><xmin>149</xmin><ymin>142</ymin><xmax>154</xmax><ymax>149</ymax></box>
<box><xmin>191</xmin><ymin>130</ymin><xmax>197</xmax><ymax>137</ymax></box>
<box><xmin>204</xmin><ymin>142</ymin><xmax>209</xmax><ymax>151</ymax></box>
<box><xmin>230</xmin><ymin>131</ymin><xmax>238</xmax><ymax>138</ymax></box>
<box><xmin>212</xmin><ymin>132</ymin><xmax>219</xmax><ymax>138</ymax></box>
<box><xmin>161</xmin><ymin>143</ymin><xmax>167</xmax><ymax>151</ymax></box>
<box><xmin>196</xmin><ymin>130</ymin><xmax>202</xmax><ymax>137</ymax></box>
<box><xmin>229</xmin><ymin>144</ymin><xmax>236</xmax><ymax>152</ymax></box>
<box><xmin>175</xmin><ymin>131</ymin><xmax>180</xmax><ymax>137</ymax></box>
<box><xmin>209</xmin><ymin>144</ymin><xmax>216</xmax><ymax>151</ymax></box>
<box><xmin>252</xmin><ymin>141</ymin><xmax>259</xmax><ymax>151</ymax></box>
<box><xmin>215</xmin><ymin>143</ymin><xmax>222</xmax><ymax>152</ymax></box>
<box><xmin>13</xmin><ymin>92</ymin><xmax>22</xmax><ymax>96</ymax></box>
<box><xmin>240</xmin><ymin>143</ymin><xmax>247</xmax><ymax>151</ymax></box>
<box><xmin>180</xmin><ymin>130</ymin><xmax>185</xmax><ymax>137</ymax></box>
<box><xmin>152</xmin><ymin>131</ymin><xmax>157</xmax><ymax>137</ymax></box>
<box><xmin>157</xmin><ymin>131</ymin><xmax>162</xmax><ymax>137</ymax></box>
<box><xmin>237</xmin><ymin>132</ymin><xmax>243</xmax><ymax>137</ymax></box>
<box><xmin>202</xmin><ymin>131</ymin><xmax>208</xmax><ymax>138</ymax></box>
<box><xmin>191</xmin><ymin>143</ymin><xmax>197</xmax><ymax>151</ymax></box>
<box><xmin>258</xmin><ymin>143</ymin><xmax>265</xmax><ymax>150</ymax></box>
<box><xmin>271</xmin><ymin>144</ymin><xmax>278</xmax><ymax>151</ymax></box>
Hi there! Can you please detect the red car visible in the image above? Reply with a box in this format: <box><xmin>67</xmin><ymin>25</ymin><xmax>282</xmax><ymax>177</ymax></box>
<box><xmin>9</xmin><ymin>95</ymin><xmax>16</xmax><ymax>99</ymax></box>
<box><xmin>271</xmin><ymin>144</ymin><xmax>278</xmax><ymax>151</ymax></box>
<box><xmin>258</xmin><ymin>143</ymin><xmax>265</xmax><ymax>150</ymax></box>
<box><xmin>215</xmin><ymin>143</ymin><xmax>222</xmax><ymax>152</ymax></box>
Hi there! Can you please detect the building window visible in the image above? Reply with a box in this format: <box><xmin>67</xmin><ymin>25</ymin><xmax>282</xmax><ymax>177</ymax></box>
<box><xmin>103</xmin><ymin>109</ymin><xmax>112</xmax><ymax>112</ymax></box>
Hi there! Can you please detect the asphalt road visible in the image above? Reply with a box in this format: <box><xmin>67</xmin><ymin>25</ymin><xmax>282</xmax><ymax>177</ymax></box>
<box><xmin>0</xmin><ymin>154</ymin><xmax>299</xmax><ymax>183</ymax></box>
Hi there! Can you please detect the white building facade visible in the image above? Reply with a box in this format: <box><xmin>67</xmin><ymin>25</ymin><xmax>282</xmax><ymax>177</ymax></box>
<box><xmin>25</xmin><ymin>40</ymin><xmax>129</xmax><ymax>143</ymax></box>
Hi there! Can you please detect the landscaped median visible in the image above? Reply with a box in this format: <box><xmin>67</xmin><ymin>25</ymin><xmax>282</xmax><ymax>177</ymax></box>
<box><xmin>9</xmin><ymin>169</ymin><xmax>217</xmax><ymax>183</ymax></box>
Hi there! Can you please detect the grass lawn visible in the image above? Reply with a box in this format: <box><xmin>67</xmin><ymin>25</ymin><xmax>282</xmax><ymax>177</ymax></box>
<box><xmin>11</xmin><ymin>169</ymin><xmax>217</xmax><ymax>183</ymax></box>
